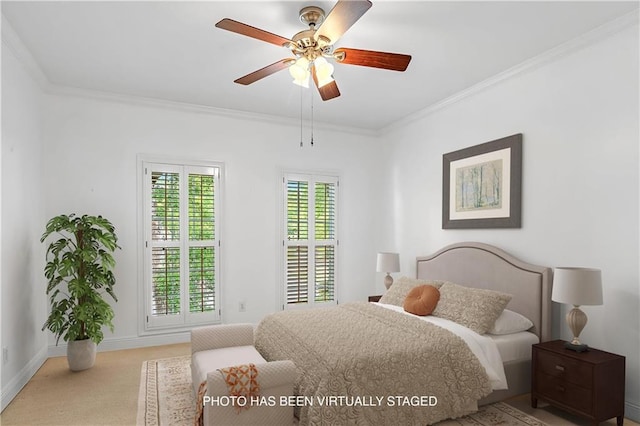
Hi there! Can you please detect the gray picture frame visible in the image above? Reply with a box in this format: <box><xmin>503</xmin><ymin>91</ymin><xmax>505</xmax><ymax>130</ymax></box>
<box><xmin>442</xmin><ymin>134</ymin><xmax>522</xmax><ymax>229</ymax></box>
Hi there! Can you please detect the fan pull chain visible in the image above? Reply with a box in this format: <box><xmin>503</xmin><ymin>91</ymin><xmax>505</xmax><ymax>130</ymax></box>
<box><xmin>310</xmin><ymin>85</ymin><xmax>314</xmax><ymax>147</ymax></box>
<box><xmin>300</xmin><ymin>83</ymin><xmax>304</xmax><ymax>148</ymax></box>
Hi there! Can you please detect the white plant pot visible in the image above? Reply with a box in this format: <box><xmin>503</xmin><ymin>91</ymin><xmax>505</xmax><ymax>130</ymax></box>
<box><xmin>67</xmin><ymin>339</ymin><xmax>97</xmax><ymax>371</ymax></box>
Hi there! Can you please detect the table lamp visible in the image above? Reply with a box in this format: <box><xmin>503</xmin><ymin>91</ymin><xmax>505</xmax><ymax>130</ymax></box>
<box><xmin>552</xmin><ymin>267</ymin><xmax>603</xmax><ymax>352</ymax></box>
<box><xmin>376</xmin><ymin>252</ymin><xmax>400</xmax><ymax>290</ymax></box>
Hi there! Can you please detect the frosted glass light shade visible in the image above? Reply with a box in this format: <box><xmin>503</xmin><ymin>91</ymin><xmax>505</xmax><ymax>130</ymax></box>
<box><xmin>289</xmin><ymin>57</ymin><xmax>309</xmax><ymax>80</ymax></box>
<box><xmin>292</xmin><ymin>75</ymin><xmax>309</xmax><ymax>88</ymax></box>
<box><xmin>314</xmin><ymin>57</ymin><xmax>334</xmax><ymax>88</ymax></box>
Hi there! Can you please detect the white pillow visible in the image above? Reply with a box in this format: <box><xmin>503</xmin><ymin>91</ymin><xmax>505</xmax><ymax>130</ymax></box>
<box><xmin>488</xmin><ymin>309</ymin><xmax>533</xmax><ymax>335</ymax></box>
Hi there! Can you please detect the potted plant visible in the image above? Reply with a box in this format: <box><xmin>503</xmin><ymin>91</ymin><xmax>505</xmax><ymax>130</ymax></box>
<box><xmin>41</xmin><ymin>214</ymin><xmax>120</xmax><ymax>371</ymax></box>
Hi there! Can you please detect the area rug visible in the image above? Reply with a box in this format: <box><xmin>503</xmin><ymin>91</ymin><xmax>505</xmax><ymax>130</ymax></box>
<box><xmin>434</xmin><ymin>402</ymin><xmax>548</xmax><ymax>425</ymax></box>
<box><xmin>136</xmin><ymin>355</ymin><xmax>194</xmax><ymax>426</ymax></box>
<box><xmin>136</xmin><ymin>355</ymin><xmax>547</xmax><ymax>426</ymax></box>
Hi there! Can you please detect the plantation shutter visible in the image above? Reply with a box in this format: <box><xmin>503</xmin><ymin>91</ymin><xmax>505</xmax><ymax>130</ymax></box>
<box><xmin>187</xmin><ymin>172</ymin><xmax>217</xmax><ymax>316</ymax></box>
<box><xmin>314</xmin><ymin>181</ymin><xmax>336</xmax><ymax>302</ymax></box>
<box><xmin>284</xmin><ymin>173</ymin><xmax>338</xmax><ymax>309</ymax></box>
<box><xmin>144</xmin><ymin>162</ymin><xmax>220</xmax><ymax>329</ymax></box>
<box><xmin>150</xmin><ymin>169</ymin><xmax>181</xmax><ymax>318</ymax></box>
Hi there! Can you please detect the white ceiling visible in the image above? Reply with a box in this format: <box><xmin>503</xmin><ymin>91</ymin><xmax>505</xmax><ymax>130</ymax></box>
<box><xmin>2</xmin><ymin>1</ymin><xmax>638</xmax><ymax>132</ymax></box>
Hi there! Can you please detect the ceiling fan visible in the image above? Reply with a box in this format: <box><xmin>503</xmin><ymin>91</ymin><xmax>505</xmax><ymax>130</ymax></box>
<box><xmin>215</xmin><ymin>0</ymin><xmax>411</xmax><ymax>101</ymax></box>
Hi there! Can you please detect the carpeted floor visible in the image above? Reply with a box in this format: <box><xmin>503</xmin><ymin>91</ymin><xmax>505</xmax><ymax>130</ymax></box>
<box><xmin>0</xmin><ymin>343</ymin><xmax>191</xmax><ymax>425</ymax></box>
<box><xmin>2</xmin><ymin>343</ymin><xmax>637</xmax><ymax>426</ymax></box>
<box><xmin>137</xmin><ymin>355</ymin><xmax>547</xmax><ymax>426</ymax></box>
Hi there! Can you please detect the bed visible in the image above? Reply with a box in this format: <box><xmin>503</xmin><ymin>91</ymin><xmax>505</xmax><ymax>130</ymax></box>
<box><xmin>254</xmin><ymin>242</ymin><xmax>552</xmax><ymax>425</ymax></box>
<box><xmin>415</xmin><ymin>242</ymin><xmax>552</xmax><ymax>406</ymax></box>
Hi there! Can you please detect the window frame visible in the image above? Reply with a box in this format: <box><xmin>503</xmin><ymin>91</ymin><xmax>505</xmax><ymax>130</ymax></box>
<box><xmin>281</xmin><ymin>171</ymin><xmax>339</xmax><ymax>311</ymax></box>
<box><xmin>138</xmin><ymin>155</ymin><xmax>223</xmax><ymax>333</ymax></box>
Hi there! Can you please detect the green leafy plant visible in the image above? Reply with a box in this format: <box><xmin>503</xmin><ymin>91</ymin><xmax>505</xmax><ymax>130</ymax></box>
<box><xmin>41</xmin><ymin>214</ymin><xmax>120</xmax><ymax>345</ymax></box>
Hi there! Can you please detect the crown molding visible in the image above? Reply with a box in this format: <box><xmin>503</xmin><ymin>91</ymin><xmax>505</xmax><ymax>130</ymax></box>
<box><xmin>44</xmin><ymin>84</ymin><xmax>376</xmax><ymax>136</ymax></box>
<box><xmin>1</xmin><ymin>15</ymin><xmax>49</xmax><ymax>89</ymax></box>
<box><xmin>380</xmin><ymin>9</ymin><xmax>639</xmax><ymax>135</ymax></box>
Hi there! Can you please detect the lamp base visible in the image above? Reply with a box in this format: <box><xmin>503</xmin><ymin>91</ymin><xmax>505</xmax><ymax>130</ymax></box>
<box><xmin>564</xmin><ymin>341</ymin><xmax>589</xmax><ymax>352</ymax></box>
<box><xmin>564</xmin><ymin>306</ymin><xmax>589</xmax><ymax>352</ymax></box>
<box><xmin>384</xmin><ymin>273</ymin><xmax>394</xmax><ymax>290</ymax></box>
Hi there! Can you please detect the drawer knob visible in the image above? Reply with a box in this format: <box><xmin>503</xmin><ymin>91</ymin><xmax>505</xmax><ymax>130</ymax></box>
<box><xmin>555</xmin><ymin>365</ymin><xmax>565</xmax><ymax>372</ymax></box>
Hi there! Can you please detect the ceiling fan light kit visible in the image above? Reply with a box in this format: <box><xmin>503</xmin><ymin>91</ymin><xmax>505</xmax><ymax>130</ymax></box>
<box><xmin>215</xmin><ymin>0</ymin><xmax>412</xmax><ymax>101</ymax></box>
<box><xmin>289</xmin><ymin>57</ymin><xmax>311</xmax><ymax>87</ymax></box>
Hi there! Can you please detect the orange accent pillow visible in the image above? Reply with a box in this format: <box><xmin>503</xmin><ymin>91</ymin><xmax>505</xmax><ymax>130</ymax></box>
<box><xmin>403</xmin><ymin>285</ymin><xmax>440</xmax><ymax>316</ymax></box>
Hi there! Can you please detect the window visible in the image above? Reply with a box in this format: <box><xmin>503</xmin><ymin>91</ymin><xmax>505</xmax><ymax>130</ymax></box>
<box><xmin>143</xmin><ymin>161</ymin><xmax>221</xmax><ymax>329</ymax></box>
<box><xmin>283</xmin><ymin>173</ymin><xmax>338</xmax><ymax>309</ymax></box>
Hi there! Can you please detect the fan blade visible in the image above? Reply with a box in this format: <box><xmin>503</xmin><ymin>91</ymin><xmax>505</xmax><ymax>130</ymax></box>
<box><xmin>311</xmin><ymin>66</ymin><xmax>341</xmax><ymax>101</ymax></box>
<box><xmin>234</xmin><ymin>59</ymin><xmax>294</xmax><ymax>85</ymax></box>
<box><xmin>315</xmin><ymin>0</ymin><xmax>372</xmax><ymax>44</ymax></box>
<box><xmin>334</xmin><ymin>48</ymin><xmax>411</xmax><ymax>71</ymax></box>
<box><xmin>316</xmin><ymin>80</ymin><xmax>341</xmax><ymax>101</ymax></box>
<box><xmin>215</xmin><ymin>18</ymin><xmax>294</xmax><ymax>48</ymax></box>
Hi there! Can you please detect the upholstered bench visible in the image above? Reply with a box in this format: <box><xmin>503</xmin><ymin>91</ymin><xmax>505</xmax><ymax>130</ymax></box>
<box><xmin>191</xmin><ymin>323</ymin><xmax>296</xmax><ymax>426</ymax></box>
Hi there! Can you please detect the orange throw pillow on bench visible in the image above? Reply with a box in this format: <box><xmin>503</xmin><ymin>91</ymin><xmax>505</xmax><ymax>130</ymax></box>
<box><xmin>403</xmin><ymin>285</ymin><xmax>440</xmax><ymax>316</ymax></box>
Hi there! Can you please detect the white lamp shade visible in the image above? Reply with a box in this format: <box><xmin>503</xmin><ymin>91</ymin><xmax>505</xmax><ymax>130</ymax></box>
<box><xmin>552</xmin><ymin>267</ymin><xmax>603</xmax><ymax>306</ymax></box>
<box><xmin>376</xmin><ymin>252</ymin><xmax>400</xmax><ymax>273</ymax></box>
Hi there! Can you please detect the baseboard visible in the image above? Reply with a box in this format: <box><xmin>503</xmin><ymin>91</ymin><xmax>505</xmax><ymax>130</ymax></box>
<box><xmin>626</xmin><ymin>400</ymin><xmax>640</xmax><ymax>422</ymax></box>
<box><xmin>47</xmin><ymin>332</ymin><xmax>191</xmax><ymax>357</ymax></box>
<box><xmin>1</xmin><ymin>345</ymin><xmax>48</xmax><ymax>412</ymax></box>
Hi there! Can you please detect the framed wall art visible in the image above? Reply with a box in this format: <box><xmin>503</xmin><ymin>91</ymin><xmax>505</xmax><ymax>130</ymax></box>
<box><xmin>442</xmin><ymin>133</ymin><xmax>522</xmax><ymax>229</ymax></box>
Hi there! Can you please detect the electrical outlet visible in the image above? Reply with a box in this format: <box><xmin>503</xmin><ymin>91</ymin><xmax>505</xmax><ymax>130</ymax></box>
<box><xmin>239</xmin><ymin>301</ymin><xmax>246</xmax><ymax>312</ymax></box>
<box><xmin>3</xmin><ymin>347</ymin><xmax>8</xmax><ymax>364</ymax></box>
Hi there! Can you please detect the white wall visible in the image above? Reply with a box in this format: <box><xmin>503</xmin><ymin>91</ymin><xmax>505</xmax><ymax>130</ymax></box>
<box><xmin>384</xmin><ymin>24</ymin><xmax>639</xmax><ymax>419</ymax></box>
<box><xmin>40</xmin><ymin>93</ymin><xmax>386</xmax><ymax>351</ymax></box>
<box><xmin>2</xmin><ymin>7</ymin><xmax>637</xmax><ymax>420</ymax></box>
<box><xmin>1</xmin><ymin>40</ymin><xmax>48</xmax><ymax>410</ymax></box>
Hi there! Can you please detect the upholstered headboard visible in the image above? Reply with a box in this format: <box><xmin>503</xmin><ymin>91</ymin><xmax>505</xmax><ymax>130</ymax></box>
<box><xmin>416</xmin><ymin>242</ymin><xmax>552</xmax><ymax>342</ymax></box>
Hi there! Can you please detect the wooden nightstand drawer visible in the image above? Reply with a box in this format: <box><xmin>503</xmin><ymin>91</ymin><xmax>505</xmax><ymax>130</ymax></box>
<box><xmin>532</xmin><ymin>340</ymin><xmax>626</xmax><ymax>426</ymax></box>
<box><xmin>535</xmin><ymin>372</ymin><xmax>592</xmax><ymax>413</ymax></box>
<box><xmin>536</xmin><ymin>349</ymin><xmax>593</xmax><ymax>388</ymax></box>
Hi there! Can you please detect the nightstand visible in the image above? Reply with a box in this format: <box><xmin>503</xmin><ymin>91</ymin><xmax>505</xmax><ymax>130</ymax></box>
<box><xmin>368</xmin><ymin>295</ymin><xmax>382</xmax><ymax>302</ymax></box>
<box><xmin>532</xmin><ymin>340</ymin><xmax>625</xmax><ymax>426</ymax></box>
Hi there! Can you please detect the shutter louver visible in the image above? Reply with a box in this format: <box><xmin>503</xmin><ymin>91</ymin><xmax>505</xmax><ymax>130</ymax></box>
<box><xmin>151</xmin><ymin>172</ymin><xmax>180</xmax><ymax>241</ymax></box>
<box><xmin>315</xmin><ymin>245</ymin><xmax>335</xmax><ymax>302</ymax></box>
<box><xmin>287</xmin><ymin>246</ymin><xmax>309</xmax><ymax>304</ymax></box>
<box><xmin>286</xmin><ymin>179</ymin><xmax>310</xmax><ymax>305</ymax></box>
<box><xmin>287</xmin><ymin>180</ymin><xmax>308</xmax><ymax>240</ymax></box>
<box><xmin>189</xmin><ymin>174</ymin><xmax>215</xmax><ymax>240</ymax></box>
<box><xmin>151</xmin><ymin>247</ymin><xmax>181</xmax><ymax>315</ymax></box>
<box><xmin>189</xmin><ymin>246</ymin><xmax>215</xmax><ymax>312</ymax></box>
<box><xmin>315</xmin><ymin>182</ymin><xmax>335</xmax><ymax>240</ymax></box>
